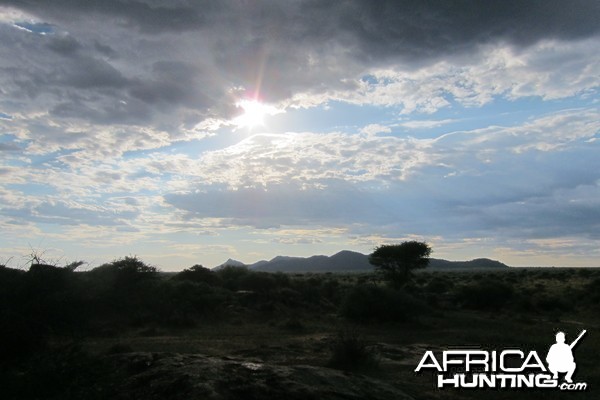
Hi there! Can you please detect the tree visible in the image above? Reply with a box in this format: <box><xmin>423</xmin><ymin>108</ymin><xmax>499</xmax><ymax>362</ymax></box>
<box><xmin>369</xmin><ymin>241</ymin><xmax>432</xmax><ymax>286</ymax></box>
<box><xmin>174</xmin><ymin>264</ymin><xmax>221</xmax><ymax>286</ymax></box>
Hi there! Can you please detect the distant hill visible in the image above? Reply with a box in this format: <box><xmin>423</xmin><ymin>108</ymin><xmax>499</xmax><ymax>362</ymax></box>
<box><xmin>428</xmin><ymin>258</ymin><xmax>510</xmax><ymax>269</ymax></box>
<box><xmin>249</xmin><ymin>250</ymin><xmax>372</xmax><ymax>272</ymax></box>
<box><xmin>214</xmin><ymin>251</ymin><xmax>510</xmax><ymax>272</ymax></box>
<box><xmin>214</xmin><ymin>258</ymin><xmax>247</xmax><ymax>270</ymax></box>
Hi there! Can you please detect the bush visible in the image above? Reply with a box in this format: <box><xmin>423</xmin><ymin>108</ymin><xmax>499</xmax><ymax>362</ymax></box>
<box><xmin>154</xmin><ymin>280</ymin><xmax>226</xmax><ymax>325</ymax></box>
<box><xmin>173</xmin><ymin>265</ymin><xmax>221</xmax><ymax>286</ymax></box>
<box><xmin>340</xmin><ymin>283</ymin><xmax>426</xmax><ymax>323</ymax></box>
<box><xmin>215</xmin><ymin>266</ymin><xmax>251</xmax><ymax>291</ymax></box>
<box><xmin>327</xmin><ymin>328</ymin><xmax>379</xmax><ymax>372</ymax></box>
<box><xmin>584</xmin><ymin>278</ymin><xmax>600</xmax><ymax>309</ymax></box>
<box><xmin>239</xmin><ymin>272</ymin><xmax>277</xmax><ymax>293</ymax></box>
<box><xmin>426</xmin><ymin>276</ymin><xmax>453</xmax><ymax>294</ymax></box>
<box><xmin>0</xmin><ymin>265</ymin><xmax>88</xmax><ymax>361</ymax></box>
<box><xmin>83</xmin><ymin>257</ymin><xmax>161</xmax><ymax>324</ymax></box>
<box><xmin>456</xmin><ymin>279</ymin><xmax>514</xmax><ymax>311</ymax></box>
<box><xmin>535</xmin><ymin>294</ymin><xmax>573</xmax><ymax>312</ymax></box>
<box><xmin>87</xmin><ymin>256</ymin><xmax>158</xmax><ymax>291</ymax></box>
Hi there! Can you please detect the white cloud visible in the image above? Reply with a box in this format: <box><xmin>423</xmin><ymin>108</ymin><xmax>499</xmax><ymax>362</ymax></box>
<box><xmin>360</xmin><ymin>124</ymin><xmax>391</xmax><ymax>135</ymax></box>
<box><xmin>397</xmin><ymin>119</ymin><xmax>458</xmax><ymax>129</ymax></box>
<box><xmin>285</xmin><ymin>39</ymin><xmax>597</xmax><ymax>115</ymax></box>
<box><xmin>433</xmin><ymin>108</ymin><xmax>600</xmax><ymax>156</ymax></box>
<box><xmin>193</xmin><ymin>131</ymin><xmax>437</xmax><ymax>187</ymax></box>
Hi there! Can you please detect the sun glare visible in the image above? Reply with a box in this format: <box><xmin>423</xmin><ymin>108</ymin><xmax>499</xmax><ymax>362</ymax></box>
<box><xmin>233</xmin><ymin>100</ymin><xmax>280</xmax><ymax>129</ymax></box>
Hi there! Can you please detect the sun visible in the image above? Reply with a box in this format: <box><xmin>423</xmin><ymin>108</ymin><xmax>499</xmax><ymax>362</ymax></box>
<box><xmin>233</xmin><ymin>100</ymin><xmax>280</xmax><ymax>129</ymax></box>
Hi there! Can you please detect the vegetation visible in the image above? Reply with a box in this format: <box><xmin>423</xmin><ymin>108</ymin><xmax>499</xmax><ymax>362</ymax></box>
<box><xmin>369</xmin><ymin>241</ymin><xmax>432</xmax><ymax>286</ymax></box>
<box><xmin>0</xmin><ymin>254</ymin><xmax>598</xmax><ymax>399</ymax></box>
<box><xmin>327</xmin><ymin>327</ymin><xmax>379</xmax><ymax>373</ymax></box>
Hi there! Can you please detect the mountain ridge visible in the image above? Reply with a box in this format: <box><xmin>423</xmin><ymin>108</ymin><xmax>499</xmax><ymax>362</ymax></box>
<box><xmin>214</xmin><ymin>251</ymin><xmax>510</xmax><ymax>272</ymax></box>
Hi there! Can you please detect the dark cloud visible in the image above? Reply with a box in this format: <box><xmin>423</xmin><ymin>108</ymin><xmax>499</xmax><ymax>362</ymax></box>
<box><xmin>50</xmin><ymin>96</ymin><xmax>152</xmax><ymax>125</ymax></box>
<box><xmin>204</xmin><ymin>0</ymin><xmax>600</xmax><ymax>104</ymax></box>
<box><xmin>2</xmin><ymin>0</ymin><xmax>209</xmax><ymax>33</ymax></box>
<box><xmin>16</xmin><ymin>0</ymin><xmax>598</xmax><ymax>43</ymax></box>
<box><xmin>46</xmin><ymin>34</ymin><xmax>81</xmax><ymax>56</ymax></box>
<box><xmin>93</xmin><ymin>40</ymin><xmax>118</xmax><ymax>58</ymax></box>
<box><xmin>335</xmin><ymin>0</ymin><xmax>600</xmax><ymax>58</ymax></box>
<box><xmin>2</xmin><ymin>0</ymin><xmax>598</xmax><ymax>126</ymax></box>
<box><xmin>129</xmin><ymin>61</ymin><xmax>213</xmax><ymax>108</ymax></box>
<box><xmin>60</xmin><ymin>56</ymin><xmax>127</xmax><ymax>89</ymax></box>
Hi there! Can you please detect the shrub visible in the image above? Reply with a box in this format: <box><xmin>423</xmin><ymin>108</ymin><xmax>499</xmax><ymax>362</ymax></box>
<box><xmin>426</xmin><ymin>276</ymin><xmax>453</xmax><ymax>294</ymax></box>
<box><xmin>215</xmin><ymin>266</ymin><xmax>251</xmax><ymax>291</ymax></box>
<box><xmin>173</xmin><ymin>265</ymin><xmax>221</xmax><ymax>286</ymax></box>
<box><xmin>155</xmin><ymin>280</ymin><xmax>226</xmax><ymax>324</ymax></box>
<box><xmin>88</xmin><ymin>256</ymin><xmax>158</xmax><ymax>290</ymax></box>
<box><xmin>535</xmin><ymin>294</ymin><xmax>573</xmax><ymax>312</ymax></box>
<box><xmin>340</xmin><ymin>283</ymin><xmax>426</xmax><ymax>323</ymax></box>
<box><xmin>586</xmin><ymin>278</ymin><xmax>600</xmax><ymax>307</ymax></box>
<box><xmin>239</xmin><ymin>272</ymin><xmax>277</xmax><ymax>293</ymax></box>
<box><xmin>456</xmin><ymin>279</ymin><xmax>514</xmax><ymax>311</ymax></box>
<box><xmin>84</xmin><ymin>257</ymin><xmax>160</xmax><ymax>324</ymax></box>
<box><xmin>327</xmin><ymin>328</ymin><xmax>379</xmax><ymax>372</ymax></box>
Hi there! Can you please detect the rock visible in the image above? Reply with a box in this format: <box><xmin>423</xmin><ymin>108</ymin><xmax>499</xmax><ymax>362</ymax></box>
<box><xmin>107</xmin><ymin>352</ymin><xmax>414</xmax><ymax>400</ymax></box>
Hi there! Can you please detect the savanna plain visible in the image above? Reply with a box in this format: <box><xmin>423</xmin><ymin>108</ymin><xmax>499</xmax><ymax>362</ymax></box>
<box><xmin>1</xmin><ymin>257</ymin><xmax>598</xmax><ymax>400</ymax></box>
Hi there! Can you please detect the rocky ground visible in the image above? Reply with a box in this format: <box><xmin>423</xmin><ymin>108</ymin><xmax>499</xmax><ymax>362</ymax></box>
<box><xmin>103</xmin><ymin>352</ymin><xmax>414</xmax><ymax>400</ymax></box>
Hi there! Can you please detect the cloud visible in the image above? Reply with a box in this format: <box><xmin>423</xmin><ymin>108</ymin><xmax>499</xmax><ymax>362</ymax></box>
<box><xmin>3</xmin><ymin>0</ymin><xmax>208</xmax><ymax>34</ymax></box>
<box><xmin>360</xmin><ymin>124</ymin><xmax>391</xmax><ymax>135</ymax></box>
<box><xmin>398</xmin><ymin>119</ymin><xmax>458</xmax><ymax>129</ymax></box>
<box><xmin>158</xmin><ymin>108</ymin><xmax>600</xmax><ymax>243</ymax></box>
<box><xmin>191</xmin><ymin>131</ymin><xmax>437</xmax><ymax>187</ymax></box>
<box><xmin>1</xmin><ymin>198</ymin><xmax>139</xmax><ymax>227</ymax></box>
<box><xmin>164</xmin><ymin>181</ymin><xmax>385</xmax><ymax>228</ymax></box>
<box><xmin>0</xmin><ymin>141</ymin><xmax>21</xmax><ymax>152</ymax></box>
<box><xmin>432</xmin><ymin>108</ymin><xmax>600</xmax><ymax>155</ymax></box>
<box><xmin>1</xmin><ymin>1</ymin><xmax>598</xmax><ymax>267</ymax></box>
<box><xmin>0</xmin><ymin>0</ymin><xmax>597</xmax><ymax>150</ymax></box>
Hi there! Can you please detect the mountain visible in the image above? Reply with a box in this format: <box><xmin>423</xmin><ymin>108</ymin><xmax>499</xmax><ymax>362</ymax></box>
<box><xmin>248</xmin><ymin>250</ymin><xmax>508</xmax><ymax>272</ymax></box>
<box><xmin>233</xmin><ymin>251</ymin><xmax>510</xmax><ymax>273</ymax></box>
<box><xmin>428</xmin><ymin>258</ymin><xmax>509</xmax><ymax>269</ymax></box>
<box><xmin>214</xmin><ymin>258</ymin><xmax>247</xmax><ymax>270</ymax></box>
<box><xmin>249</xmin><ymin>250</ymin><xmax>372</xmax><ymax>272</ymax></box>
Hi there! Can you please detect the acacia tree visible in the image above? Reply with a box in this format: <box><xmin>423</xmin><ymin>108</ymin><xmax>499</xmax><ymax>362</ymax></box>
<box><xmin>369</xmin><ymin>241</ymin><xmax>432</xmax><ymax>286</ymax></box>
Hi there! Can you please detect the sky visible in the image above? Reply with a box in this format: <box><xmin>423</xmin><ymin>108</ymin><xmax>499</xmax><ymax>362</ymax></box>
<box><xmin>0</xmin><ymin>1</ymin><xmax>599</xmax><ymax>270</ymax></box>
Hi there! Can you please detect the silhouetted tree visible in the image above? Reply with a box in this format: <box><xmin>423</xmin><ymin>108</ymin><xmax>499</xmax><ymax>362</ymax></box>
<box><xmin>369</xmin><ymin>241</ymin><xmax>431</xmax><ymax>286</ymax></box>
<box><xmin>174</xmin><ymin>264</ymin><xmax>221</xmax><ymax>286</ymax></box>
